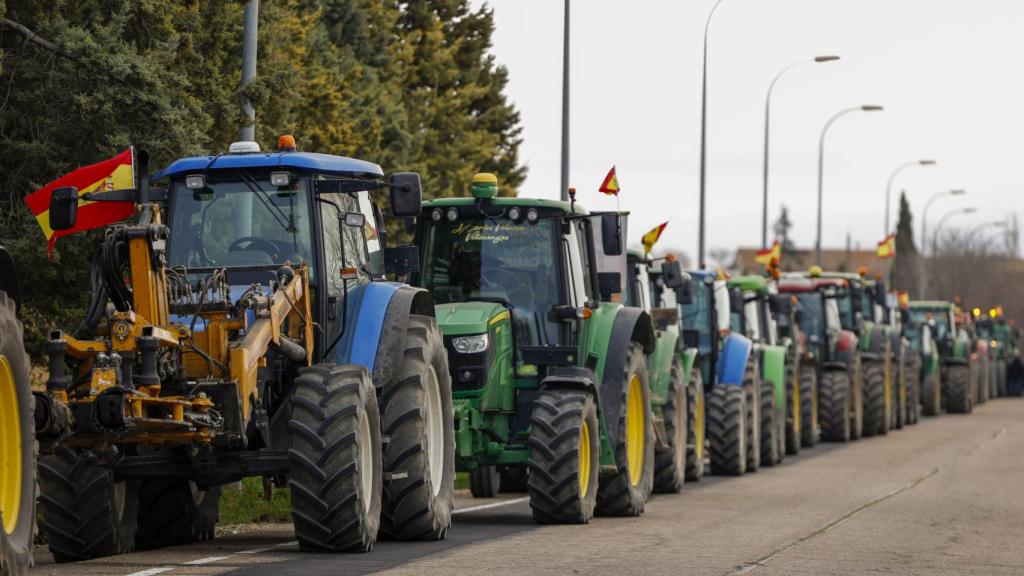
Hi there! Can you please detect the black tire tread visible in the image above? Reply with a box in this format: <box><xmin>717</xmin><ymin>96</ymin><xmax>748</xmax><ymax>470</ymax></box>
<box><xmin>654</xmin><ymin>358</ymin><xmax>686</xmax><ymax>493</ymax></box>
<box><xmin>707</xmin><ymin>385</ymin><xmax>746</xmax><ymax>476</ymax></box>
<box><xmin>527</xmin><ymin>389</ymin><xmax>597</xmax><ymax>524</ymax></box>
<box><xmin>819</xmin><ymin>370</ymin><xmax>851</xmax><ymax>442</ymax></box>
<box><xmin>944</xmin><ymin>364</ymin><xmax>972</xmax><ymax>414</ymax></box>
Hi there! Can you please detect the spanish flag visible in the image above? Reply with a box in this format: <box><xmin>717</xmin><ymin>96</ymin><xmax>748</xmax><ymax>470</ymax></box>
<box><xmin>24</xmin><ymin>149</ymin><xmax>136</xmax><ymax>255</ymax></box>
<box><xmin>599</xmin><ymin>165</ymin><xmax>620</xmax><ymax>196</ymax></box>
<box><xmin>877</xmin><ymin>234</ymin><xmax>896</xmax><ymax>259</ymax></box>
<box><xmin>755</xmin><ymin>240</ymin><xmax>781</xmax><ymax>267</ymax></box>
<box><xmin>641</xmin><ymin>221</ymin><xmax>668</xmax><ymax>255</ymax></box>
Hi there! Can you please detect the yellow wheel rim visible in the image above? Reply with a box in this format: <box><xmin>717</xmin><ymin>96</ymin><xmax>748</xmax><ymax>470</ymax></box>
<box><xmin>579</xmin><ymin>419</ymin><xmax>591</xmax><ymax>495</ymax></box>
<box><xmin>0</xmin><ymin>355</ymin><xmax>22</xmax><ymax>534</ymax></box>
<box><xmin>695</xmin><ymin>390</ymin><xmax>704</xmax><ymax>460</ymax></box>
<box><xmin>626</xmin><ymin>375</ymin><xmax>645</xmax><ymax>487</ymax></box>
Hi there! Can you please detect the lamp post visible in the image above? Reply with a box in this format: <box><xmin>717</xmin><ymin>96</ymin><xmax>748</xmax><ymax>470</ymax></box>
<box><xmin>698</xmin><ymin>0</ymin><xmax>727</xmax><ymax>268</ymax></box>
<box><xmin>815</xmin><ymin>104</ymin><xmax>884</xmax><ymax>265</ymax></box>
<box><xmin>761</xmin><ymin>55</ymin><xmax>840</xmax><ymax>248</ymax></box>
<box><xmin>918</xmin><ymin>189</ymin><xmax>966</xmax><ymax>297</ymax></box>
<box><xmin>931</xmin><ymin>207</ymin><xmax>977</xmax><ymax>251</ymax></box>
<box><xmin>559</xmin><ymin>0</ymin><xmax>570</xmax><ymax>202</ymax></box>
<box><xmin>885</xmin><ymin>159</ymin><xmax>936</xmax><ymax>235</ymax></box>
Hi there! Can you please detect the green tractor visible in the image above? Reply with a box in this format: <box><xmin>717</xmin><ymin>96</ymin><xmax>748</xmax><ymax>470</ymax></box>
<box><xmin>414</xmin><ymin>176</ymin><xmax>657</xmax><ymax>522</ymax></box>
<box><xmin>622</xmin><ymin>251</ymin><xmax>699</xmax><ymax>493</ymax></box>
<box><xmin>726</xmin><ymin>276</ymin><xmax>795</xmax><ymax>467</ymax></box>
<box><xmin>0</xmin><ymin>247</ymin><xmax>34</xmax><ymax>576</ymax></box>
<box><xmin>905</xmin><ymin>301</ymin><xmax>974</xmax><ymax>414</ymax></box>
<box><xmin>975</xmin><ymin>308</ymin><xmax>1014</xmax><ymax>398</ymax></box>
<box><xmin>881</xmin><ymin>291</ymin><xmax>918</xmax><ymax>428</ymax></box>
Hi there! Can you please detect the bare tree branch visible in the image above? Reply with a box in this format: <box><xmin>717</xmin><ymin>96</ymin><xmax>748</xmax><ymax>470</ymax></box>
<box><xmin>0</xmin><ymin>18</ymin><xmax>74</xmax><ymax>60</ymax></box>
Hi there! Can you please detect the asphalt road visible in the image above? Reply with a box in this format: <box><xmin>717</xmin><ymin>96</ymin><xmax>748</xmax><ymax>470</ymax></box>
<box><xmin>29</xmin><ymin>398</ymin><xmax>1024</xmax><ymax>576</ymax></box>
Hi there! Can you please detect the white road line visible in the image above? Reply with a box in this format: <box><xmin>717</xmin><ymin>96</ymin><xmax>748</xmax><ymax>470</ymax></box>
<box><xmin>453</xmin><ymin>497</ymin><xmax>529</xmax><ymax>515</ymax></box>
<box><xmin>182</xmin><ymin>556</ymin><xmax>232</xmax><ymax>565</ymax></box>
<box><xmin>274</xmin><ymin>540</ymin><xmax>299</xmax><ymax>547</ymax></box>
<box><xmin>125</xmin><ymin>568</ymin><xmax>175</xmax><ymax>576</ymax></box>
<box><xmin>235</xmin><ymin>547</ymin><xmax>276</xmax><ymax>554</ymax></box>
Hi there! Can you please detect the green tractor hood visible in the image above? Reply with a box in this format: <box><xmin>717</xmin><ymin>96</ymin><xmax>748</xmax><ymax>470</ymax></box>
<box><xmin>435</xmin><ymin>301</ymin><xmax>509</xmax><ymax>336</ymax></box>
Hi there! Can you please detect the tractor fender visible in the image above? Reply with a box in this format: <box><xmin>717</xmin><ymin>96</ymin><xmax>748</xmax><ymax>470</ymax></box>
<box><xmin>598</xmin><ymin>306</ymin><xmax>656</xmax><ymax>450</ymax></box>
<box><xmin>760</xmin><ymin>344</ymin><xmax>787</xmax><ymax>408</ymax></box>
<box><xmin>860</xmin><ymin>351</ymin><xmax>883</xmax><ymax>362</ymax></box>
<box><xmin>716</xmin><ymin>333</ymin><xmax>752</xmax><ymax>387</ymax></box>
<box><xmin>681</xmin><ymin>347</ymin><xmax>699</xmax><ymax>385</ymax></box>
<box><xmin>835</xmin><ymin>330</ymin><xmax>858</xmax><ymax>368</ymax></box>
<box><xmin>0</xmin><ymin>245</ymin><xmax>21</xmax><ymax>311</ymax></box>
<box><xmin>371</xmin><ymin>284</ymin><xmax>436</xmax><ymax>389</ymax></box>
<box><xmin>864</xmin><ymin>324</ymin><xmax>889</xmax><ymax>355</ymax></box>
<box><xmin>648</xmin><ymin>327</ymin><xmax>681</xmax><ymax>403</ymax></box>
<box><xmin>942</xmin><ymin>356</ymin><xmax>970</xmax><ymax>367</ymax></box>
<box><xmin>539</xmin><ymin>366</ymin><xmax>598</xmax><ymax>394</ymax></box>
<box><xmin>822</xmin><ymin>361</ymin><xmax>850</xmax><ymax>372</ymax></box>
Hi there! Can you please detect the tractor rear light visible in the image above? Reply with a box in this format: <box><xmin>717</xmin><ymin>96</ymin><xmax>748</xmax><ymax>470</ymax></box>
<box><xmin>452</xmin><ymin>334</ymin><xmax>488</xmax><ymax>354</ymax></box>
<box><xmin>446</xmin><ymin>208</ymin><xmax>460</xmax><ymax>222</ymax></box>
<box><xmin>185</xmin><ymin>174</ymin><xmax>206</xmax><ymax>190</ymax></box>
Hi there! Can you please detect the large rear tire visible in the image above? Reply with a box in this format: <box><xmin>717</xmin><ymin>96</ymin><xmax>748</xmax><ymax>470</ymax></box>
<box><xmin>379</xmin><ymin>315</ymin><xmax>455</xmax><ymax>541</ymax></box>
<box><xmin>921</xmin><ymin>371</ymin><xmax>941</xmax><ymax>416</ymax></box>
<box><xmin>289</xmin><ymin>364</ymin><xmax>381</xmax><ymax>553</ymax></box>
<box><xmin>528</xmin><ymin>388</ymin><xmax>598</xmax><ymax>524</ymax></box>
<box><xmin>862</xmin><ymin>361</ymin><xmax>887</xmax><ymax>437</ymax></box>
<box><xmin>136</xmin><ymin>480</ymin><xmax>220</xmax><ymax>549</ymax></box>
<box><xmin>38</xmin><ymin>448</ymin><xmax>139</xmax><ymax>562</ymax></box>
<box><xmin>654</xmin><ymin>358</ymin><xmax>687</xmax><ymax>494</ymax></box>
<box><xmin>708</xmin><ymin>385</ymin><xmax>747</xmax><ymax>476</ymax></box>
<box><xmin>0</xmin><ymin>292</ymin><xmax>34</xmax><ymax>576</ymax></box>
<box><xmin>760</xmin><ymin>382</ymin><xmax>781</xmax><ymax>467</ymax></box>
<box><xmin>744</xmin><ymin>359</ymin><xmax>761</xmax><ymax>473</ymax></box>
<box><xmin>849</xmin><ymin>358</ymin><xmax>864</xmax><ymax>440</ymax></box>
<box><xmin>906</xmin><ymin>354</ymin><xmax>921</xmax><ymax>425</ymax></box>
<box><xmin>784</xmin><ymin>361</ymin><xmax>801</xmax><ymax>456</ymax></box>
<box><xmin>944</xmin><ymin>364</ymin><xmax>972</xmax><ymax>414</ymax></box>
<box><xmin>819</xmin><ymin>370</ymin><xmax>851</xmax><ymax>442</ymax></box>
<box><xmin>596</xmin><ymin>343</ymin><xmax>654</xmax><ymax>516</ymax></box>
<box><xmin>799</xmin><ymin>365</ymin><xmax>817</xmax><ymax>447</ymax></box>
<box><xmin>997</xmin><ymin>359</ymin><xmax>1008</xmax><ymax>398</ymax></box>
<box><xmin>684</xmin><ymin>367</ymin><xmax>706</xmax><ymax>481</ymax></box>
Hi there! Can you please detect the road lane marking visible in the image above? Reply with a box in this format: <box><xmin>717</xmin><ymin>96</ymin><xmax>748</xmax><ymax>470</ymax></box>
<box><xmin>182</xmin><ymin>556</ymin><xmax>232</xmax><ymax>565</ymax></box>
<box><xmin>125</xmin><ymin>569</ymin><xmax>175</xmax><ymax>576</ymax></box>
<box><xmin>236</xmin><ymin>547</ymin><xmax>276</xmax><ymax>554</ymax></box>
<box><xmin>453</xmin><ymin>497</ymin><xmax>529</xmax><ymax>515</ymax></box>
<box><xmin>275</xmin><ymin>540</ymin><xmax>298</xmax><ymax>547</ymax></box>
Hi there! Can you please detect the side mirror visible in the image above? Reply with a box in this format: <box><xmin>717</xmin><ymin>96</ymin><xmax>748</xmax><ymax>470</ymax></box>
<box><xmin>343</xmin><ymin>212</ymin><xmax>366</xmax><ymax>228</ymax></box>
<box><xmin>601</xmin><ymin>213</ymin><xmax>623</xmax><ymax>256</ymax></box>
<box><xmin>598</xmin><ymin>272</ymin><xmax>622</xmax><ymax>300</ymax></box>
<box><xmin>794</xmin><ymin>308</ymin><xmax>804</xmax><ymax>325</ymax></box>
<box><xmin>682</xmin><ymin>328</ymin><xmax>700</xmax><ymax>349</ymax></box>
<box><xmin>389</xmin><ymin>172</ymin><xmax>422</xmax><ymax>218</ymax></box>
<box><xmin>674</xmin><ymin>281</ymin><xmax>693</xmax><ymax>306</ymax></box>
<box><xmin>661</xmin><ymin>260</ymin><xmax>684</xmax><ymax>288</ymax></box>
<box><xmin>49</xmin><ymin>187</ymin><xmax>79</xmax><ymax>231</ymax></box>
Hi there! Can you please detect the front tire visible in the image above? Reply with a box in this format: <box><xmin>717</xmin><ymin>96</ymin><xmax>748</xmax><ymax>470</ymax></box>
<box><xmin>289</xmin><ymin>364</ymin><xmax>381</xmax><ymax>553</ymax></box>
<box><xmin>862</xmin><ymin>361</ymin><xmax>887</xmax><ymax>437</ymax></box>
<box><xmin>39</xmin><ymin>449</ymin><xmax>139</xmax><ymax>562</ymax></box>
<box><xmin>944</xmin><ymin>364</ymin><xmax>972</xmax><ymax>414</ymax></box>
<box><xmin>785</xmin><ymin>360</ymin><xmax>801</xmax><ymax>456</ymax></box>
<box><xmin>819</xmin><ymin>370</ymin><xmax>851</xmax><ymax>442</ymax></box>
<box><xmin>0</xmin><ymin>291</ymin><xmax>33</xmax><ymax>576</ymax></box>
<box><xmin>708</xmin><ymin>385</ymin><xmax>747</xmax><ymax>476</ymax></box>
<box><xmin>760</xmin><ymin>382</ymin><xmax>781</xmax><ymax>467</ymax></box>
<box><xmin>654</xmin><ymin>358</ymin><xmax>687</xmax><ymax>494</ymax></box>
<box><xmin>469</xmin><ymin>467</ymin><xmax>499</xmax><ymax>499</ymax></box>
<box><xmin>528</xmin><ymin>388</ymin><xmax>598</xmax><ymax>524</ymax></box>
<box><xmin>596</xmin><ymin>343</ymin><xmax>654</xmax><ymax>516</ymax></box>
<box><xmin>744</xmin><ymin>359</ymin><xmax>761</xmax><ymax>473</ymax></box>
<box><xmin>921</xmin><ymin>371</ymin><xmax>941</xmax><ymax>416</ymax></box>
<box><xmin>379</xmin><ymin>315</ymin><xmax>455</xmax><ymax>541</ymax></box>
<box><xmin>799</xmin><ymin>365</ymin><xmax>818</xmax><ymax>447</ymax></box>
<box><xmin>136</xmin><ymin>480</ymin><xmax>220</xmax><ymax>549</ymax></box>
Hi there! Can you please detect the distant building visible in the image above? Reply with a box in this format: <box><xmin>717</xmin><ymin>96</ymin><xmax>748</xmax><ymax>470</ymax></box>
<box><xmin>733</xmin><ymin>247</ymin><xmax>884</xmax><ymax>277</ymax></box>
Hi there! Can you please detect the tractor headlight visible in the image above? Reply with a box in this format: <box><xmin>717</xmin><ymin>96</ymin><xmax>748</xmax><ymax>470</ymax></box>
<box><xmin>431</xmin><ymin>208</ymin><xmax>444</xmax><ymax>222</ymax></box>
<box><xmin>508</xmin><ymin>206</ymin><xmax>522</xmax><ymax>221</ymax></box>
<box><xmin>446</xmin><ymin>207</ymin><xmax>460</xmax><ymax>222</ymax></box>
<box><xmin>185</xmin><ymin>174</ymin><xmax>206</xmax><ymax>190</ymax></box>
<box><xmin>452</xmin><ymin>333</ymin><xmax>489</xmax><ymax>354</ymax></box>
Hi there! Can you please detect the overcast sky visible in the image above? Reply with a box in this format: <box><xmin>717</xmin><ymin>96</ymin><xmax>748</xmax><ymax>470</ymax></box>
<box><xmin>469</xmin><ymin>0</ymin><xmax>1022</xmax><ymax>265</ymax></box>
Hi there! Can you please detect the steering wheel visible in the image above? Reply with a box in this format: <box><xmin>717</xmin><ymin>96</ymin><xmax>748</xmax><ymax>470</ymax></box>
<box><xmin>228</xmin><ymin>236</ymin><xmax>280</xmax><ymax>260</ymax></box>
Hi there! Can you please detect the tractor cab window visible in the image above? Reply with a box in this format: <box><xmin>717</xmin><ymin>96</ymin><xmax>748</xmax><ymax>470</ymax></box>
<box><xmin>795</xmin><ymin>292</ymin><xmax>824</xmax><ymax>345</ymax></box>
<box><xmin>907</xmin><ymin>308</ymin><xmax>951</xmax><ymax>341</ymax></box>
<box><xmin>681</xmin><ymin>281</ymin><xmax>713</xmax><ymax>352</ymax></box>
<box><xmin>167</xmin><ymin>172</ymin><xmax>314</xmax><ymax>271</ymax></box>
<box><xmin>714</xmin><ymin>281</ymin><xmax>731</xmax><ymax>333</ymax></box>
<box><xmin>836</xmin><ymin>289</ymin><xmax>856</xmax><ymax>332</ymax></box>
<box><xmin>628</xmin><ymin>262</ymin><xmax>651</xmax><ymax>312</ymax></box>
<box><xmin>743</xmin><ymin>295</ymin><xmax>761</xmax><ymax>341</ymax></box>
<box><xmin>318</xmin><ymin>192</ymin><xmax>372</xmax><ymax>346</ymax></box>
<box><xmin>420</xmin><ymin>217</ymin><xmax>561</xmax><ymax>354</ymax></box>
<box><xmin>355</xmin><ymin>191</ymin><xmax>384</xmax><ymax>277</ymax></box>
<box><xmin>825</xmin><ymin>296</ymin><xmax>842</xmax><ymax>333</ymax></box>
<box><xmin>759</xmin><ymin>296</ymin><xmax>778</xmax><ymax>346</ymax></box>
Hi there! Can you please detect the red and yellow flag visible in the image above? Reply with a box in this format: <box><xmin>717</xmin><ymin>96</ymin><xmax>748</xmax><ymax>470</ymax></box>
<box><xmin>641</xmin><ymin>221</ymin><xmax>668</xmax><ymax>255</ymax></box>
<box><xmin>877</xmin><ymin>233</ymin><xmax>896</xmax><ymax>259</ymax></box>
<box><xmin>599</xmin><ymin>165</ymin><xmax>620</xmax><ymax>196</ymax></box>
<box><xmin>24</xmin><ymin>149</ymin><xmax>135</xmax><ymax>255</ymax></box>
<box><xmin>755</xmin><ymin>240</ymin><xmax>781</xmax><ymax>267</ymax></box>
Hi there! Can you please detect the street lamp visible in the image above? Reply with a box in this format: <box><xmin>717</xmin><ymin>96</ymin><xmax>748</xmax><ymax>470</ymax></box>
<box><xmin>815</xmin><ymin>104</ymin><xmax>884</xmax><ymax>265</ymax></box>
<box><xmin>698</xmin><ymin>0</ymin><xmax>728</xmax><ymax>268</ymax></box>
<box><xmin>885</xmin><ymin>159</ymin><xmax>936</xmax><ymax>235</ymax></box>
<box><xmin>761</xmin><ymin>54</ymin><xmax>840</xmax><ymax>248</ymax></box>
<box><xmin>559</xmin><ymin>0</ymin><xmax>570</xmax><ymax>202</ymax></box>
<box><xmin>918</xmin><ymin>189</ymin><xmax>966</xmax><ymax>297</ymax></box>
<box><xmin>932</xmin><ymin>206</ymin><xmax>977</xmax><ymax>251</ymax></box>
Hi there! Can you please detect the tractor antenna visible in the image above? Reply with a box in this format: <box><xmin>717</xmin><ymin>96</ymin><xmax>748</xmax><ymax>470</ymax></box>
<box><xmin>568</xmin><ymin>187</ymin><xmax>577</xmax><ymax>212</ymax></box>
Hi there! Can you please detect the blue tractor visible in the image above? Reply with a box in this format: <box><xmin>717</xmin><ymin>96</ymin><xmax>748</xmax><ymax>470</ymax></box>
<box><xmin>681</xmin><ymin>271</ymin><xmax>757</xmax><ymax>476</ymax></box>
<box><xmin>34</xmin><ymin>138</ymin><xmax>455</xmax><ymax>561</ymax></box>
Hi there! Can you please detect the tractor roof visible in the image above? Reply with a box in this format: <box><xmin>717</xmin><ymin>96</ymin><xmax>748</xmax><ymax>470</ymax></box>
<box><xmin>422</xmin><ymin>197</ymin><xmax>583</xmax><ymax>215</ymax></box>
<box><xmin>909</xmin><ymin>300</ymin><xmax>952</xmax><ymax>310</ymax></box>
<box><xmin>778</xmin><ymin>275</ymin><xmax>846</xmax><ymax>292</ymax></box>
<box><xmin>728</xmin><ymin>275</ymin><xmax>767</xmax><ymax>292</ymax></box>
<box><xmin>154</xmin><ymin>151</ymin><xmax>384</xmax><ymax>180</ymax></box>
<box><xmin>818</xmin><ymin>271</ymin><xmax>864</xmax><ymax>284</ymax></box>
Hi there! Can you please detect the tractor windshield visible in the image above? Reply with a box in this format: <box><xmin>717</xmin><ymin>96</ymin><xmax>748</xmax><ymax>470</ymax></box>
<box><xmin>420</xmin><ymin>218</ymin><xmax>562</xmax><ymax>348</ymax></box>
<box><xmin>907</xmin><ymin>308</ymin><xmax>951</xmax><ymax>341</ymax></box>
<box><xmin>836</xmin><ymin>290</ymin><xmax>857</xmax><ymax>332</ymax></box>
<box><xmin>795</xmin><ymin>292</ymin><xmax>824</xmax><ymax>341</ymax></box>
<box><xmin>682</xmin><ymin>281</ymin><xmax>713</xmax><ymax>353</ymax></box>
<box><xmin>167</xmin><ymin>172</ymin><xmax>314</xmax><ymax>271</ymax></box>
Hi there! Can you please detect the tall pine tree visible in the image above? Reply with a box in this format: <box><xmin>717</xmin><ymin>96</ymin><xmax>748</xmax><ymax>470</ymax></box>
<box><xmin>892</xmin><ymin>192</ymin><xmax>918</xmax><ymax>294</ymax></box>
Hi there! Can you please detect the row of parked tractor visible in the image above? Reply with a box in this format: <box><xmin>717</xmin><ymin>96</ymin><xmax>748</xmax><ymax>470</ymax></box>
<box><xmin>1</xmin><ymin>144</ymin><xmax>1020</xmax><ymax>576</ymax></box>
